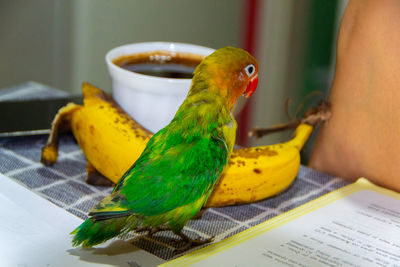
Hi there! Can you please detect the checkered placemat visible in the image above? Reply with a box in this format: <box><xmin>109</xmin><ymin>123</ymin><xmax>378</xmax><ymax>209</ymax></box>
<box><xmin>0</xmin><ymin>82</ymin><xmax>350</xmax><ymax>260</ymax></box>
<box><xmin>0</xmin><ymin>132</ymin><xmax>350</xmax><ymax>260</ymax></box>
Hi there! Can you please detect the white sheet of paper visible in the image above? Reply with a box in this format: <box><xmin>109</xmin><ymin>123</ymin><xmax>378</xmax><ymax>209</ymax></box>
<box><xmin>165</xmin><ymin>179</ymin><xmax>400</xmax><ymax>266</ymax></box>
<box><xmin>0</xmin><ymin>173</ymin><xmax>164</xmax><ymax>267</ymax></box>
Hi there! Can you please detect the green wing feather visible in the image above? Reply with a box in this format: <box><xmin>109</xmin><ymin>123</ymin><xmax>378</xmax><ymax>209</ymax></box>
<box><xmin>90</xmin><ymin>127</ymin><xmax>228</xmax><ymax>216</ymax></box>
<box><xmin>71</xmin><ymin>96</ymin><xmax>231</xmax><ymax>247</ymax></box>
<box><xmin>71</xmin><ymin>217</ymin><xmax>128</xmax><ymax>248</ymax></box>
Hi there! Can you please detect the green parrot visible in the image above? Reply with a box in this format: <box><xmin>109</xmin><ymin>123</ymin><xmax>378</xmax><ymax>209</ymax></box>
<box><xmin>71</xmin><ymin>47</ymin><xmax>259</xmax><ymax>250</ymax></box>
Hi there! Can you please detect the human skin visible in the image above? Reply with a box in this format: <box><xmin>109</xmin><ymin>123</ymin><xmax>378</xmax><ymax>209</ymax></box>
<box><xmin>309</xmin><ymin>0</ymin><xmax>400</xmax><ymax>192</ymax></box>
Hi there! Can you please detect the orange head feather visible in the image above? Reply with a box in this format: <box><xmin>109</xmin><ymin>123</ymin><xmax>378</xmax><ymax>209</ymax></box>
<box><xmin>190</xmin><ymin>47</ymin><xmax>259</xmax><ymax>110</ymax></box>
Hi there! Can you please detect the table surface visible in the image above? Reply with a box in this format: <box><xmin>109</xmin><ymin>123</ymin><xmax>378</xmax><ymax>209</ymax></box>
<box><xmin>0</xmin><ymin>82</ymin><xmax>350</xmax><ymax>261</ymax></box>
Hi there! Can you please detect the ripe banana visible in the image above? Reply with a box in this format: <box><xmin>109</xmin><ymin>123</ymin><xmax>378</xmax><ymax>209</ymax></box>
<box><xmin>41</xmin><ymin>82</ymin><xmax>152</xmax><ymax>186</ymax></box>
<box><xmin>205</xmin><ymin>123</ymin><xmax>312</xmax><ymax>206</ymax></box>
<box><xmin>41</xmin><ymin>82</ymin><xmax>313</xmax><ymax>207</ymax></box>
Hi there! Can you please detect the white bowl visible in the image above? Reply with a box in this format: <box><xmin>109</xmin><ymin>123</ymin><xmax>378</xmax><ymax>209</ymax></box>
<box><xmin>106</xmin><ymin>42</ymin><xmax>215</xmax><ymax>133</ymax></box>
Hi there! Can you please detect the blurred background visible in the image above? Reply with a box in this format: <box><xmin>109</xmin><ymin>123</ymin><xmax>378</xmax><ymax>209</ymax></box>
<box><xmin>0</xmin><ymin>0</ymin><xmax>348</xmax><ymax>159</ymax></box>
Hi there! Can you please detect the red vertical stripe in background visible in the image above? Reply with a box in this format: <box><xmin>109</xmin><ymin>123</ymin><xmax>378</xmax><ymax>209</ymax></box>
<box><xmin>237</xmin><ymin>0</ymin><xmax>260</xmax><ymax>146</ymax></box>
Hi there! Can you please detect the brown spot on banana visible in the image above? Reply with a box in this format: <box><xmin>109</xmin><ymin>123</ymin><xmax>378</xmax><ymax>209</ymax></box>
<box><xmin>236</xmin><ymin>160</ymin><xmax>246</xmax><ymax>167</ymax></box>
<box><xmin>253</xmin><ymin>168</ymin><xmax>261</xmax><ymax>174</ymax></box>
<box><xmin>83</xmin><ymin>82</ymin><xmax>152</xmax><ymax>137</ymax></box>
<box><xmin>79</xmin><ymin>138</ymin><xmax>85</xmax><ymax>148</ymax></box>
<box><xmin>89</xmin><ymin>125</ymin><xmax>95</xmax><ymax>135</ymax></box>
<box><xmin>231</xmin><ymin>146</ymin><xmax>278</xmax><ymax>159</ymax></box>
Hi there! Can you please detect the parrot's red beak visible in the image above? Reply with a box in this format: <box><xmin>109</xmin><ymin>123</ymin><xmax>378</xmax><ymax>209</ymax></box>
<box><xmin>244</xmin><ymin>74</ymin><xmax>258</xmax><ymax>98</ymax></box>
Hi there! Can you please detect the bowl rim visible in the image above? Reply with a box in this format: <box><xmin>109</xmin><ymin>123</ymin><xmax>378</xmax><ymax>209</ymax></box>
<box><xmin>105</xmin><ymin>41</ymin><xmax>215</xmax><ymax>84</ymax></box>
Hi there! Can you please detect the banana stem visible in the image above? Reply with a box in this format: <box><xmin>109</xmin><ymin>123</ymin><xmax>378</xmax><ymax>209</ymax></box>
<box><xmin>249</xmin><ymin>101</ymin><xmax>331</xmax><ymax>139</ymax></box>
<box><xmin>286</xmin><ymin>124</ymin><xmax>314</xmax><ymax>150</ymax></box>
<box><xmin>249</xmin><ymin>120</ymin><xmax>301</xmax><ymax>138</ymax></box>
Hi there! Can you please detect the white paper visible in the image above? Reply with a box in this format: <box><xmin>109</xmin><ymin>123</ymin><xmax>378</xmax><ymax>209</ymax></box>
<box><xmin>0</xmin><ymin>173</ymin><xmax>164</xmax><ymax>267</ymax></box>
<box><xmin>176</xmin><ymin>189</ymin><xmax>400</xmax><ymax>266</ymax></box>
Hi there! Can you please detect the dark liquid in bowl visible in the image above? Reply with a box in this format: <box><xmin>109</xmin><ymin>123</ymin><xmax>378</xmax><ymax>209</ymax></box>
<box><xmin>113</xmin><ymin>51</ymin><xmax>204</xmax><ymax>79</ymax></box>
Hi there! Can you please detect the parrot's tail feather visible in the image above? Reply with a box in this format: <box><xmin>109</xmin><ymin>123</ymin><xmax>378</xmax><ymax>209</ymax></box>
<box><xmin>89</xmin><ymin>210</ymin><xmax>133</xmax><ymax>221</ymax></box>
<box><xmin>71</xmin><ymin>216</ymin><xmax>131</xmax><ymax>248</ymax></box>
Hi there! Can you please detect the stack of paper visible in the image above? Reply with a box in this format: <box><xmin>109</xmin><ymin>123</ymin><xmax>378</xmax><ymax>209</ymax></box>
<box><xmin>0</xmin><ymin>173</ymin><xmax>164</xmax><ymax>267</ymax></box>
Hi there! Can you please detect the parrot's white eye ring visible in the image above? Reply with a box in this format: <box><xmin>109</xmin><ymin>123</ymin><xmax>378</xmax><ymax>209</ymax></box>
<box><xmin>245</xmin><ymin>64</ymin><xmax>255</xmax><ymax>77</ymax></box>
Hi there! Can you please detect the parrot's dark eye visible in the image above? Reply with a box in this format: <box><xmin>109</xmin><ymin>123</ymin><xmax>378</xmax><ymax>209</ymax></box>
<box><xmin>245</xmin><ymin>64</ymin><xmax>255</xmax><ymax>77</ymax></box>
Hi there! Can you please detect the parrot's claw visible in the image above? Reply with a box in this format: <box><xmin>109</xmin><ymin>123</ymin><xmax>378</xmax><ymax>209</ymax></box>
<box><xmin>174</xmin><ymin>232</ymin><xmax>214</xmax><ymax>253</ymax></box>
<box><xmin>148</xmin><ymin>226</ymin><xmax>171</xmax><ymax>237</ymax></box>
<box><xmin>135</xmin><ymin>226</ymin><xmax>170</xmax><ymax>238</ymax></box>
<box><xmin>134</xmin><ymin>226</ymin><xmax>150</xmax><ymax>234</ymax></box>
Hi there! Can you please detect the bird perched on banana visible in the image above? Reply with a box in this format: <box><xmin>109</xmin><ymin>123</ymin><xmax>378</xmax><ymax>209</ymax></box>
<box><xmin>41</xmin><ymin>55</ymin><xmax>328</xmax><ymax>209</ymax></box>
<box><xmin>68</xmin><ymin>47</ymin><xmax>261</xmax><ymax>249</ymax></box>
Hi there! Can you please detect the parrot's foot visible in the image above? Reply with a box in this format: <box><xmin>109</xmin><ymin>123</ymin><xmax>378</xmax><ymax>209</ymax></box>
<box><xmin>174</xmin><ymin>232</ymin><xmax>214</xmax><ymax>253</ymax></box>
<box><xmin>135</xmin><ymin>225</ymin><xmax>170</xmax><ymax>237</ymax></box>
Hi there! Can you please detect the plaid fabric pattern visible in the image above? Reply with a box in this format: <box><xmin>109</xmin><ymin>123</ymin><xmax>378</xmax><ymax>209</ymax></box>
<box><xmin>0</xmin><ymin>133</ymin><xmax>350</xmax><ymax>260</ymax></box>
<box><xmin>0</xmin><ymin>82</ymin><xmax>350</xmax><ymax>260</ymax></box>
